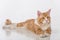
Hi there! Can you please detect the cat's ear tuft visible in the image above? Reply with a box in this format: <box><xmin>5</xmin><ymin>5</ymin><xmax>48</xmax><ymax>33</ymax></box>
<box><xmin>47</xmin><ymin>9</ymin><xmax>51</xmax><ymax>15</ymax></box>
<box><xmin>37</xmin><ymin>10</ymin><xmax>41</xmax><ymax>16</ymax></box>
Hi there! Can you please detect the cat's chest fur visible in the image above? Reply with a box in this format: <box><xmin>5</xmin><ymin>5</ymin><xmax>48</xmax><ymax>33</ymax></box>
<box><xmin>35</xmin><ymin>20</ymin><xmax>50</xmax><ymax>31</ymax></box>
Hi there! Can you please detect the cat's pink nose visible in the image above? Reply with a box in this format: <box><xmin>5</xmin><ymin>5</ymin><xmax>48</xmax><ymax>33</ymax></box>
<box><xmin>46</xmin><ymin>20</ymin><xmax>49</xmax><ymax>23</ymax></box>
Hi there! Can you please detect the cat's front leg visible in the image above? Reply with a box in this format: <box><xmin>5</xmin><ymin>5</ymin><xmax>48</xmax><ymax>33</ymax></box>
<box><xmin>44</xmin><ymin>27</ymin><xmax>51</xmax><ymax>37</ymax></box>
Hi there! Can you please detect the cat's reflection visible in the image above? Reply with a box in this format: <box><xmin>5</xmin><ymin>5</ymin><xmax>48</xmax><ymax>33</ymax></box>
<box><xmin>5</xmin><ymin>31</ymin><xmax>11</xmax><ymax>36</ymax></box>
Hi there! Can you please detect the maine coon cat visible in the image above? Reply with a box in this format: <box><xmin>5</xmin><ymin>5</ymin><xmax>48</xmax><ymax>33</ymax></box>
<box><xmin>3</xmin><ymin>9</ymin><xmax>51</xmax><ymax>37</ymax></box>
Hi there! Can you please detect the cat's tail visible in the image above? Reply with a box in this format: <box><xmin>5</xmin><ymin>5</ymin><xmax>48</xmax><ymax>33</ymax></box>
<box><xmin>3</xmin><ymin>19</ymin><xmax>12</xmax><ymax>30</ymax></box>
<box><xmin>5</xmin><ymin>19</ymin><xmax>12</xmax><ymax>25</ymax></box>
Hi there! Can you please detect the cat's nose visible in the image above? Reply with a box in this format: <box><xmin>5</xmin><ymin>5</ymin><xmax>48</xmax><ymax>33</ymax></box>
<box><xmin>46</xmin><ymin>20</ymin><xmax>48</xmax><ymax>22</ymax></box>
<box><xmin>46</xmin><ymin>20</ymin><xmax>49</xmax><ymax>23</ymax></box>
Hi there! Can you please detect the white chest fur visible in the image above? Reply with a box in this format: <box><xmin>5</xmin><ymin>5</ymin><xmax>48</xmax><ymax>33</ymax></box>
<box><xmin>41</xmin><ymin>23</ymin><xmax>50</xmax><ymax>31</ymax></box>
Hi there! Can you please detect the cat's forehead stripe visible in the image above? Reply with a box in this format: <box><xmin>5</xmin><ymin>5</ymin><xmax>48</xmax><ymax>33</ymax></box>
<box><xmin>43</xmin><ymin>13</ymin><xmax>48</xmax><ymax>17</ymax></box>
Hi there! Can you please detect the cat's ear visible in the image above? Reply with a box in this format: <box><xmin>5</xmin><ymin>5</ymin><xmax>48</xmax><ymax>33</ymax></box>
<box><xmin>37</xmin><ymin>10</ymin><xmax>41</xmax><ymax>16</ymax></box>
<box><xmin>47</xmin><ymin>9</ymin><xmax>51</xmax><ymax>15</ymax></box>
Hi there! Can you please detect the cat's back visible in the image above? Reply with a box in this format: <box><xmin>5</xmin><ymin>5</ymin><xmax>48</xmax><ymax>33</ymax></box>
<box><xmin>25</xmin><ymin>19</ymin><xmax>35</xmax><ymax>26</ymax></box>
<box><xmin>25</xmin><ymin>19</ymin><xmax>35</xmax><ymax>23</ymax></box>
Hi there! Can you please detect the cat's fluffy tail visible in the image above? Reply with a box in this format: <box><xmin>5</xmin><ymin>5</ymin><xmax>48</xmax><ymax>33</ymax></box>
<box><xmin>5</xmin><ymin>19</ymin><xmax>12</xmax><ymax>25</ymax></box>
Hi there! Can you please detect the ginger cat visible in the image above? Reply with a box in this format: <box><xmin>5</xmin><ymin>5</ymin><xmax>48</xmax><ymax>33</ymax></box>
<box><xmin>3</xmin><ymin>9</ymin><xmax>51</xmax><ymax>37</ymax></box>
<box><xmin>17</xmin><ymin>9</ymin><xmax>51</xmax><ymax>36</ymax></box>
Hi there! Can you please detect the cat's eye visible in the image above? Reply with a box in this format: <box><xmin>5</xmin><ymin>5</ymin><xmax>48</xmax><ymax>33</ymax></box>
<box><xmin>47</xmin><ymin>16</ymin><xmax>50</xmax><ymax>18</ymax></box>
<box><xmin>42</xmin><ymin>17</ymin><xmax>44</xmax><ymax>19</ymax></box>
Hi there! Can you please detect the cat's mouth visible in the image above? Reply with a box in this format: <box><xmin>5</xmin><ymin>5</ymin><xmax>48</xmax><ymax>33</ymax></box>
<box><xmin>38</xmin><ymin>21</ymin><xmax>50</xmax><ymax>27</ymax></box>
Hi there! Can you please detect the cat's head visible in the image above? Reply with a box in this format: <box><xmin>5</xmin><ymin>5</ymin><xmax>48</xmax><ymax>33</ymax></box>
<box><xmin>37</xmin><ymin>9</ymin><xmax>51</xmax><ymax>25</ymax></box>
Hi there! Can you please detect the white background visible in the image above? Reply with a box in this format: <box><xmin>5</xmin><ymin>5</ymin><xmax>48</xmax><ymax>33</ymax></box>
<box><xmin>0</xmin><ymin>0</ymin><xmax>60</xmax><ymax>40</ymax></box>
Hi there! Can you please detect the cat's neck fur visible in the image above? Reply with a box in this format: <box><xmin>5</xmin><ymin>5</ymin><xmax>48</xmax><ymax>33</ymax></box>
<box><xmin>35</xmin><ymin>19</ymin><xmax>41</xmax><ymax>26</ymax></box>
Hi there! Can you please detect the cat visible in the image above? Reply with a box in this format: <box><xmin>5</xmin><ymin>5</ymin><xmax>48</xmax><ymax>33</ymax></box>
<box><xmin>17</xmin><ymin>9</ymin><xmax>51</xmax><ymax>37</ymax></box>
<box><xmin>3</xmin><ymin>9</ymin><xmax>51</xmax><ymax>37</ymax></box>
